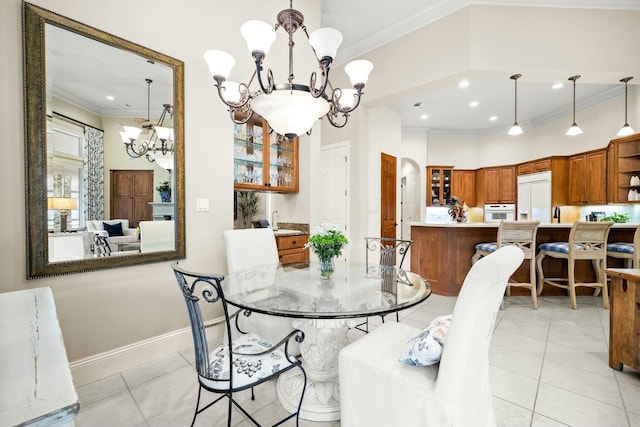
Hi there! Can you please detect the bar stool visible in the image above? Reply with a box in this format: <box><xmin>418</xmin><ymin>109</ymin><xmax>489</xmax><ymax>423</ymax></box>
<box><xmin>472</xmin><ymin>220</ymin><xmax>540</xmax><ymax>309</ymax></box>
<box><xmin>607</xmin><ymin>225</ymin><xmax>640</xmax><ymax>268</ymax></box>
<box><xmin>536</xmin><ymin>221</ymin><xmax>613</xmax><ymax>310</ymax></box>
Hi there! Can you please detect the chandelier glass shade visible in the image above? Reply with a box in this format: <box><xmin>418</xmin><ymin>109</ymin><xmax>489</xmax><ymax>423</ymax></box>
<box><xmin>203</xmin><ymin>2</ymin><xmax>373</xmax><ymax>139</ymax></box>
<box><xmin>617</xmin><ymin>76</ymin><xmax>635</xmax><ymax>137</ymax></box>
<box><xmin>508</xmin><ymin>74</ymin><xmax>523</xmax><ymax>136</ymax></box>
<box><xmin>566</xmin><ymin>75</ymin><xmax>583</xmax><ymax>136</ymax></box>
<box><xmin>119</xmin><ymin>78</ymin><xmax>174</xmax><ymax>167</ymax></box>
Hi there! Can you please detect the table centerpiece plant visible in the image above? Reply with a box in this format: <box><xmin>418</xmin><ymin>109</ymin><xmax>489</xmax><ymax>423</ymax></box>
<box><xmin>305</xmin><ymin>224</ymin><xmax>349</xmax><ymax>279</ymax></box>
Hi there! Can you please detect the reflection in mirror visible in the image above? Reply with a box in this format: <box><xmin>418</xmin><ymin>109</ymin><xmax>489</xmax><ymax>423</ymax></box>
<box><xmin>24</xmin><ymin>2</ymin><xmax>185</xmax><ymax>278</ymax></box>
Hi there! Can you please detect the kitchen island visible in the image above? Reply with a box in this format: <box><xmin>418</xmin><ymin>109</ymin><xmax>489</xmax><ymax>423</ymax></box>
<box><xmin>410</xmin><ymin>222</ymin><xmax>638</xmax><ymax>296</ymax></box>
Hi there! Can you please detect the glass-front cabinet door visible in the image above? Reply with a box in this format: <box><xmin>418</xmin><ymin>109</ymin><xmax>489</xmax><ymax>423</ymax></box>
<box><xmin>426</xmin><ymin>166</ymin><xmax>453</xmax><ymax>206</ymax></box>
<box><xmin>233</xmin><ymin>115</ymin><xmax>299</xmax><ymax>193</ymax></box>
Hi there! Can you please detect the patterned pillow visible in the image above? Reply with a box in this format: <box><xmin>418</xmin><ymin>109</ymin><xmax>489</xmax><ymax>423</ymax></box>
<box><xmin>399</xmin><ymin>314</ymin><xmax>452</xmax><ymax>366</ymax></box>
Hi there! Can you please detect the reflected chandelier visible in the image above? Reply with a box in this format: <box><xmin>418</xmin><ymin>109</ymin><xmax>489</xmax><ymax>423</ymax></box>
<box><xmin>119</xmin><ymin>78</ymin><xmax>174</xmax><ymax>165</ymax></box>
<box><xmin>203</xmin><ymin>1</ymin><xmax>373</xmax><ymax>139</ymax></box>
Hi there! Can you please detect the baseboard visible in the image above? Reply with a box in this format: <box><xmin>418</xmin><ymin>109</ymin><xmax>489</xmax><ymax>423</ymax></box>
<box><xmin>70</xmin><ymin>317</ymin><xmax>225</xmax><ymax>387</ymax></box>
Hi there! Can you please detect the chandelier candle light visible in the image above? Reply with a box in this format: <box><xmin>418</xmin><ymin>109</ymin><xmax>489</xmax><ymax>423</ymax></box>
<box><xmin>203</xmin><ymin>1</ymin><xmax>373</xmax><ymax>139</ymax></box>
<box><xmin>118</xmin><ymin>78</ymin><xmax>174</xmax><ymax>166</ymax></box>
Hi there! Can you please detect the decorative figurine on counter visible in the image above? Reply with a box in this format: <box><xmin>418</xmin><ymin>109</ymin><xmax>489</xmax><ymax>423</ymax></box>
<box><xmin>447</xmin><ymin>196</ymin><xmax>469</xmax><ymax>223</ymax></box>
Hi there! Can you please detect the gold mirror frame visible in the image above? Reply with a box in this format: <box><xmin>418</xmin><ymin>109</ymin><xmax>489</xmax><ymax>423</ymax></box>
<box><xmin>23</xmin><ymin>2</ymin><xmax>185</xmax><ymax>278</ymax></box>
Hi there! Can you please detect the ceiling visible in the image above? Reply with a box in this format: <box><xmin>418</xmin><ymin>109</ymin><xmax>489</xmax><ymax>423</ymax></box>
<box><xmin>322</xmin><ymin>0</ymin><xmax>640</xmax><ymax>136</ymax></box>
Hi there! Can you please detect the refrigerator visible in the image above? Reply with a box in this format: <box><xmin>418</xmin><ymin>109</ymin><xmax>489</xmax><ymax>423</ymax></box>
<box><xmin>517</xmin><ymin>171</ymin><xmax>552</xmax><ymax>222</ymax></box>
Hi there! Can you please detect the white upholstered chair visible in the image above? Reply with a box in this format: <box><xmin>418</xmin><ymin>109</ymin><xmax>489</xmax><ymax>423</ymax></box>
<box><xmin>339</xmin><ymin>246</ymin><xmax>524</xmax><ymax>427</ymax></box>
<box><xmin>140</xmin><ymin>220</ymin><xmax>175</xmax><ymax>252</ymax></box>
<box><xmin>222</xmin><ymin>228</ymin><xmax>299</xmax><ymax>354</ymax></box>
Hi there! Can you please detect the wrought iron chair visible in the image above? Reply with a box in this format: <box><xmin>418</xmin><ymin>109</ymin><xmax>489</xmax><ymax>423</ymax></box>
<box><xmin>171</xmin><ymin>263</ymin><xmax>306</xmax><ymax>427</ymax></box>
<box><xmin>355</xmin><ymin>237</ymin><xmax>413</xmax><ymax>332</ymax></box>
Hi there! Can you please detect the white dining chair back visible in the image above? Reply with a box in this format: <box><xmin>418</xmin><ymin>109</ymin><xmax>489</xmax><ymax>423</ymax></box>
<box><xmin>223</xmin><ymin>228</ymin><xmax>279</xmax><ymax>273</ymax></box>
<box><xmin>339</xmin><ymin>245</ymin><xmax>524</xmax><ymax>427</ymax></box>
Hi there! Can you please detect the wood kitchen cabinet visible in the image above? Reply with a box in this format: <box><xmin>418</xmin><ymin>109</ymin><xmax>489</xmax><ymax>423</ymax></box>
<box><xmin>233</xmin><ymin>115</ymin><xmax>299</xmax><ymax>193</ymax></box>
<box><xmin>476</xmin><ymin>166</ymin><xmax>516</xmax><ymax>205</ymax></box>
<box><xmin>517</xmin><ymin>158</ymin><xmax>552</xmax><ymax>176</ymax></box>
<box><xmin>451</xmin><ymin>169</ymin><xmax>475</xmax><ymax>206</ymax></box>
<box><xmin>276</xmin><ymin>234</ymin><xmax>309</xmax><ymax>264</ymax></box>
<box><xmin>427</xmin><ymin>166</ymin><xmax>453</xmax><ymax>206</ymax></box>
<box><xmin>607</xmin><ymin>133</ymin><xmax>640</xmax><ymax>203</ymax></box>
<box><xmin>568</xmin><ymin>148</ymin><xmax>606</xmax><ymax>205</ymax></box>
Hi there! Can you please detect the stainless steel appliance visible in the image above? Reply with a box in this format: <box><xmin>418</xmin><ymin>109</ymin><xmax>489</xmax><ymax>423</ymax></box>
<box><xmin>484</xmin><ymin>204</ymin><xmax>516</xmax><ymax>223</ymax></box>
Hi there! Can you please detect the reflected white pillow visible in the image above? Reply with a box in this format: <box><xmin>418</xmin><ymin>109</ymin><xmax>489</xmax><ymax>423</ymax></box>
<box><xmin>399</xmin><ymin>314</ymin><xmax>452</xmax><ymax>366</ymax></box>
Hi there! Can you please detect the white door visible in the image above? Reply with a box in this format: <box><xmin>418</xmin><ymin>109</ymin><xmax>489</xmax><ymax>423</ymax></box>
<box><xmin>320</xmin><ymin>143</ymin><xmax>349</xmax><ymax>258</ymax></box>
<box><xmin>403</xmin><ymin>170</ymin><xmax>420</xmax><ymax>239</ymax></box>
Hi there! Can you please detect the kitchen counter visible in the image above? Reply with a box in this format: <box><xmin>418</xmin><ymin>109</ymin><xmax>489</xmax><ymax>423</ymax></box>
<box><xmin>410</xmin><ymin>222</ymin><xmax>638</xmax><ymax>296</ymax></box>
<box><xmin>273</xmin><ymin>229</ymin><xmax>304</xmax><ymax>237</ymax></box>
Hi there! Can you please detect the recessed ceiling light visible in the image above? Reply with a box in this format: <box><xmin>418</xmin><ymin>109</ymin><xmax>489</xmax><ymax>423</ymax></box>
<box><xmin>459</xmin><ymin>80</ymin><xmax>470</xmax><ymax>88</ymax></box>
<box><xmin>489</xmin><ymin>116</ymin><xmax>498</xmax><ymax>121</ymax></box>
<box><xmin>552</xmin><ymin>83</ymin><xmax>563</xmax><ymax>89</ymax></box>
<box><xmin>420</xmin><ymin>114</ymin><xmax>429</xmax><ymax>120</ymax></box>
<box><xmin>106</xmin><ymin>95</ymin><xmax>115</xmax><ymax>101</ymax></box>
<box><xmin>469</xmin><ymin>101</ymin><xmax>479</xmax><ymax>108</ymax></box>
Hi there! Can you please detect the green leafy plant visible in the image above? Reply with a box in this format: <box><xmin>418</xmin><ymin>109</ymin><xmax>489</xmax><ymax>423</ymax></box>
<box><xmin>237</xmin><ymin>191</ymin><xmax>261</xmax><ymax>228</ymax></box>
<box><xmin>155</xmin><ymin>181</ymin><xmax>171</xmax><ymax>193</ymax></box>
<box><xmin>305</xmin><ymin>224</ymin><xmax>349</xmax><ymax>260</ymax></box>
<box><xmin>601</xmin><ymin>212</ymin><xmax>630</xmax><ymax>223</ymax></box>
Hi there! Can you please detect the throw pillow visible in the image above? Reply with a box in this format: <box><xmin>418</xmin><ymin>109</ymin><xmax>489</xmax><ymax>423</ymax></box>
<box><xmin>103</xmin><ymin>221</ymin><xmax>124</xmax><ymax>237</ymax></box>
<box><xmin>399</xmin><ymin>314</ymin><xmax>452</xmax><ymax>366</ymax></box>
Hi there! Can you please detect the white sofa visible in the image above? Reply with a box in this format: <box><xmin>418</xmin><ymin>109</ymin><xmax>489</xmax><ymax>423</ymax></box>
<box><xmin>86</xmin><ymin>219</ymin><xmax>137</xmax><ymax>252</ymax></box>
<box><xmin>139</xmin><ymin>220</ymin><xmax>175</xmax><ymax>252</ymax></box>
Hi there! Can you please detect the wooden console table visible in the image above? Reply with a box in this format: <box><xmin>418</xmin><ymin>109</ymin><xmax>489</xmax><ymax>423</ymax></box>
<box><xmin>605</xmin><ymin>268</ymin><xmax>640</xmax><ymax>371</ymax></box>
<box><xmin>0</xmin><ymin>287</ymin><xmax>79</xmax><ymax>425</ymax></box>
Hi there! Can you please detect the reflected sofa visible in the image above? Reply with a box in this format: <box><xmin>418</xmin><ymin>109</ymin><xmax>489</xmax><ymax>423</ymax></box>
<box><xmin>86</xmin><ymin>219</ymin><xmax>137</xmax><ymax>252</ymax></box>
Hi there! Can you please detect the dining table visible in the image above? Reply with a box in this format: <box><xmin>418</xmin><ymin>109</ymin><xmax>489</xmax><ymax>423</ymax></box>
<box><xmin>223</xmin><ymin>260</ymin><xmax>432</xmax><ymax>421</ymax></box>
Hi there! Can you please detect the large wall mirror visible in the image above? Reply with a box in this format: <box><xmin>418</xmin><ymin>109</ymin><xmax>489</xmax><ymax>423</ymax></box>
<box><xmin>23</xmin><ymin>2</ymin><xmax>185</xmax><ymax>278</ymax></box>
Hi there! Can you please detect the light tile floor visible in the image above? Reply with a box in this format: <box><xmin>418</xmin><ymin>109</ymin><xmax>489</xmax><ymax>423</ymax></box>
<box><xmin>74</xmin><ymin>294</ymin><xmax>640</xmax><ymax>427</ymax></box>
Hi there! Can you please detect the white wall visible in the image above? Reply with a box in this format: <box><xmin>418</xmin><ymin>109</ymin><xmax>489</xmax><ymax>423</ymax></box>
<box><xmin>0</xmin><ymin>0</ymin><xmax>319</xmax><ymax>384</ymax></box>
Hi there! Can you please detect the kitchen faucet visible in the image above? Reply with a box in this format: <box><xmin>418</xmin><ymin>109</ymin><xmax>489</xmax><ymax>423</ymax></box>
<box><xmin>271</xmin><ymin>210</ymin><xmax>279</xmax><ymax>231</ymax></box>
<box><xmin>553</xmin><ymin>206</ymin><xmax>561</xmax><ymax>223</ymax></box>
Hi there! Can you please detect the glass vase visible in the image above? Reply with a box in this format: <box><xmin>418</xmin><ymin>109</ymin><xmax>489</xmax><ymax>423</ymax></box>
<box><xmin>319</xmin><ymin>257</ymin><xmax>335</xmax><ymax>279</ymax></box>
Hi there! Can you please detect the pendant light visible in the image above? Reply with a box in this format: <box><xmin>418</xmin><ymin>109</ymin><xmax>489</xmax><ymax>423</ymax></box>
<box><xmin>508</xmin><ymin>74</ymin><xmax>523</xmax><ymax>136</ymax></box>
<box><xmin>566</xmin><ymin>75</ymin><xmax>583</xmax><ymax>136</ymax></box>
<box><xmin>617</xmin><ymin>76</ymin><xmax>635</xmax><ymax>137</ymax></box>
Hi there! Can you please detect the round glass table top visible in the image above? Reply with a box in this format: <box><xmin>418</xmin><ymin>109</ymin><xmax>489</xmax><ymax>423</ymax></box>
<box><xmin>222</xmin><ymin>260</ymin><xmax>431</xmax><ymax>319</ymax></box>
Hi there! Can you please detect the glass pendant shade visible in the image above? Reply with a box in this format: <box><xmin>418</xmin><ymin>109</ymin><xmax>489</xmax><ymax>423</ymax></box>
<box><xmin>617</xmin><ymin>124</ymin><xmax>635</xmax><ymax>137</ymax></box>
<box><xmin>508</xmin><ymin>124</ymin><xmax>523</xmax><ymax>136</ymax></box>
<box><xmin>241</xmin><ymin>20</ymin><xmax>277</xmax><ymax>56</ymax></box>
<box><xmin>203</xmin><ymin>50</ymin><xmax>236</xmax><ymax>79</ymax></box>
<box><xmin>154</xmin><ymin>126</ymin><xmax>172</xmax><ymax>141</ymax></box>
<box><xmin>252</xmin><ymin>88</ymin><xmax>331</xmax><ymax>137</ymax></box>
<box><xmin>344</xmin><ymin>60</ymin><xmax>373</xmax><ymax>86</ymax></box>
<box><xmin>309</xmin><ymin>28</ymin><xmax>343</xmax><ymax>60</ymax></box>
<box><xmin>566</xmin><ymin>124</ymin><xmax>583</xmax><ymax>136</ymax></box>
<box><xmin>337</xmin><ymin>88</ymin><xmax>357</xmax><ymax>109</ymax></box>
<box><xmin>122</xmin><ymin>126</ymin><xmax>142</xmax><ymax>140</ymax></box>
<box><xmin>119</xmin><ymin>131</ymin><xmax>130</xmax><ymax>143</ymax></box>
<box><xmin>152</xmin><ymin>151</ymin><xmax>174</xmax><ymax>171</ymax></box>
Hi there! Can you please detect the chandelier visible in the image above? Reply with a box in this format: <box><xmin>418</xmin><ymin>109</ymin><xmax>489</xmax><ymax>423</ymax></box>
<box><xmin>119</xmin><ymin>78</ymin><xmax>174</xmax><ymax>166</ymax></box>
<box><xmin>203</xmin><ymin>1</ymin><xmax>373</xmax><ymax>139</ymax></box>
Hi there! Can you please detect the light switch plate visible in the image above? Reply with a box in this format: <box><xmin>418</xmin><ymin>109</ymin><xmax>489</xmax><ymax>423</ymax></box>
<box><xmin>196</xmin><ymin>198</ymin><xmax>210</xmax><ymax>212</ymax></box>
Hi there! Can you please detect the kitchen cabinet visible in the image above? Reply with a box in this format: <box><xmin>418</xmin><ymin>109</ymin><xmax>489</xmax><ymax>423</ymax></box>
<box><xmin>517</xmin><ymin>158</ymin><xmax>552</xmax><ymax>176</ymax></box>
<box><xmin>427</xmin><ymin>166</ymin><xmax>453</xmax><ymax>206</ymax></box>
<box><xmin>451</xmin><ymin>169</ymin><xmax>475</xmax><ymax>206</ymax></box>
<box><xmin>276</xmin><ymin>234</ymin><xmax>309</xmax><ymax>264</ymax></box>
<box><xmin>233</xmin><ymin>115</ymin><xmax>299</xmax><ymax>193</ymax></box>
<box><xmin>477</xmin><ymin>166</ymin><xmax>516</xmax><ymax>205</ymax></box>
<box><xmin>607</xmin><ymin>134</ymin><xmax>640</xmax><ymax>203</ymax></box>
<box><xmin>568</xmin><ymin>149</ymin><xmax>606</xmax><ymax>205</ymax></box>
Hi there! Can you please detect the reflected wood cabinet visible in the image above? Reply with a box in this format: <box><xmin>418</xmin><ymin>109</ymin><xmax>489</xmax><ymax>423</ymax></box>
<box><xmin>568</xmin><ymin>148</ymin><xmax>607</xmax><ymax>205</ymax></box>
<box><xmin>233</xmin><ymin>115</ymin><xmax>299</xmax><ymax>193</ymax></box>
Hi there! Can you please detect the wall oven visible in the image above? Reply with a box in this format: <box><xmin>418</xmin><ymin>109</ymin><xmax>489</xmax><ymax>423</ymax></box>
<box><xmin>484</xmin><ymin>204</ymin><xmax>516</xmax><ymax>223</ymax></box>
